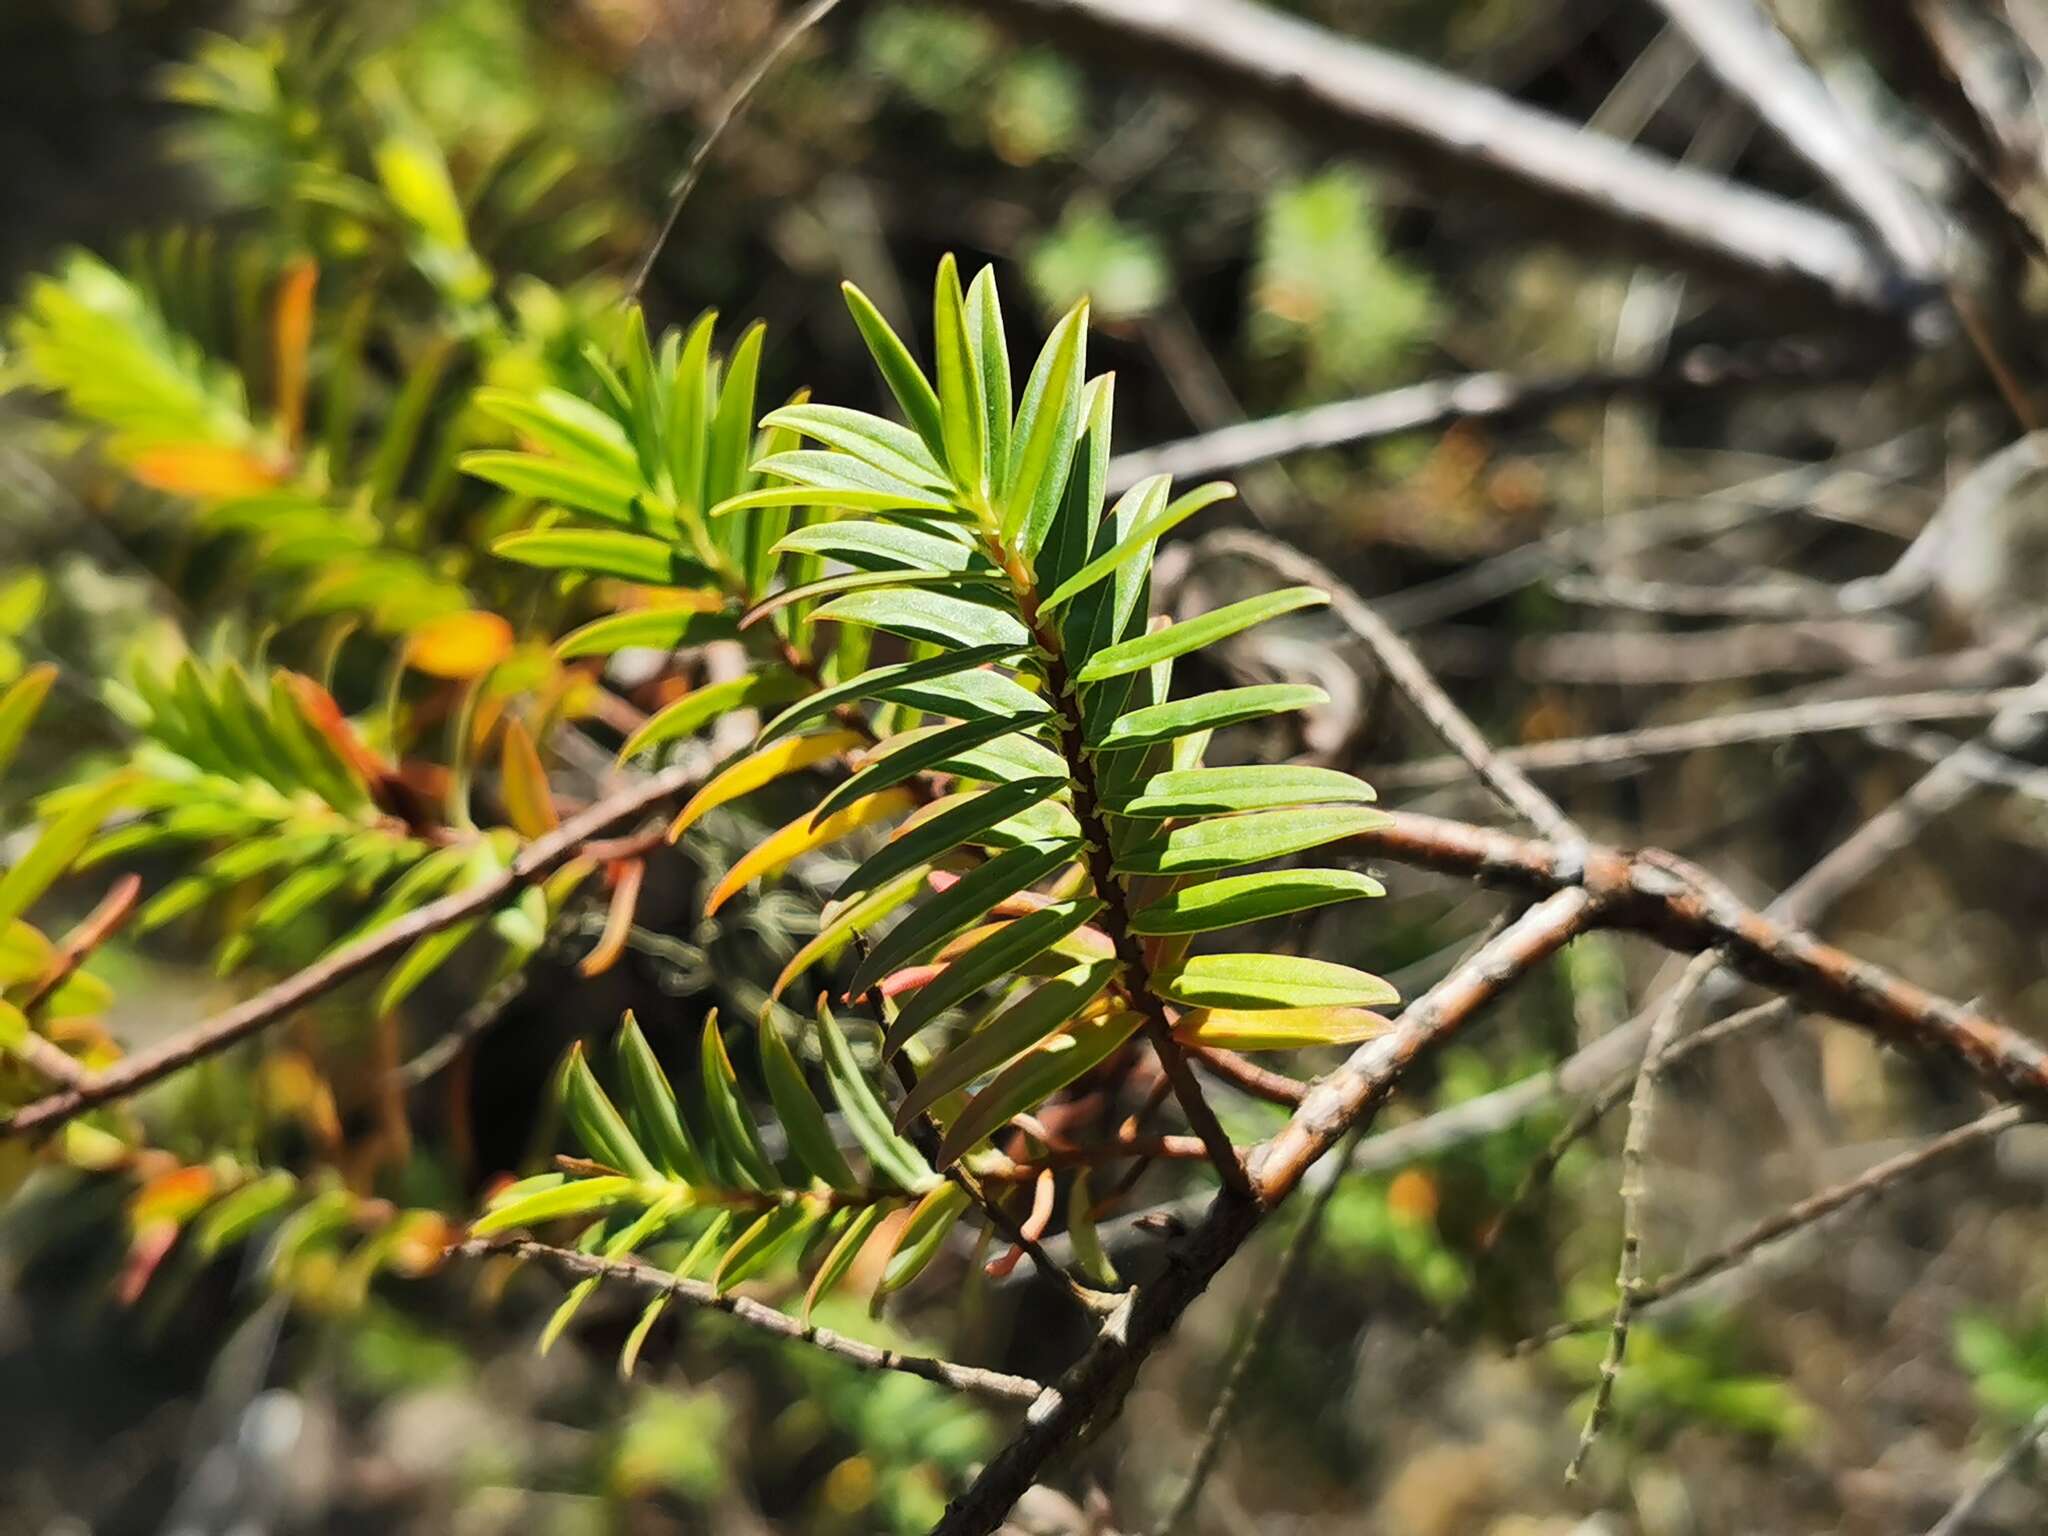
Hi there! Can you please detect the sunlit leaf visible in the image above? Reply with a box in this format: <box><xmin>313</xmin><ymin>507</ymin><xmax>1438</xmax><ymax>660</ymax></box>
<box><xmin>704</xmin><ymin>788</ymin><xmax>917</xmax><ymax>918</ymax></box>
<box><xmin>495</xmin><ymin>528</ymin><xmax>712</xmax><ymax>587</ymax></box>
<box><xmin>810</xmin><ymin>587</ymin><xmax>1029</xmax><ymax>651</ymax></box>
<box><xmin>1115</xmin><ymin>763</ymin><xmax>1375</xmax><ymax>818</ymax></box>
<box><xmin>1089</xmin><ymin>684</ymin><xmax>1327</xmax><ymax>752</ymax></box>
<box><xmin>881</xmin><ymin>897</ymin><xmax>1104</xmax><ymax>1055</ymax></box>
<box><xmin>1077</xmin><ymin>588</ymin><xmax>1327</xmax><ymax>683</ymax></box>
<box><xmin>0</xmin><ymin>773</ymin><xmax>136</xmax><ymax>932</ymax></box>
<box><xmin>556</xmin><ymin>606</ymin><xmax>739</xmax><ymax>659</ymax></box>
<box><xmin>668</xmin><ymin>730</ymin><xmax>865</xmax><ymax>842</ymax></box>
<box><xmin>1115</xmin><ymin>805</ymin><xmax>1389</xmax><ymax>875</ymax></box>
<box><xmin>1129</xmin><ymin>867</ymin><xmax>1384</xmax><ymax>933</ymax></box>
<box><xmin>1153</xmin><ymin>953</ymin><xmax>1398</xmax><ymax>1010</ymax></box>
<box><xmin>1173</xmin><ymin>1005</ymin><xmax>1390</xmax><ymax>1051</ymax></box>
<box><xmin>620</xmin><ymin>669</ymin><xmax>809</xmax><ymax>763</ymax></box>
<box><xmin>841</xmin><ymin>280</ymin><xmax>947</xmax><ymax>462</ymax></box>
<box><xmin>935</xmin><ymin>1010</ymin><xmax>1142</xmax><ymax>1168</ymax></box>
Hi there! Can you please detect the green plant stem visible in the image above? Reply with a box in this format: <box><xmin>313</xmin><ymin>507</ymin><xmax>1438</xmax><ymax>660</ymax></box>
<box><xmin>989</xmin><ymin>534</ymin><xmax>1250</xmax><ymax>1198</ymax></box>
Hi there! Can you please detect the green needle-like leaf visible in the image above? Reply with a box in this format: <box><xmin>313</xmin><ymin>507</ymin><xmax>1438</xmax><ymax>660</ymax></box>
<box><xmin>1089</xmin><ymin>684</ymin><xmax>1328</xmax><ymax>752</ymax></box>
<box><xmin>881</xmin><ymin>897</ymin><xmax>1105</xmax><ymax>1055</ymax></box>
<box><xmin>832</xmin><ymin>778</ymin><xmax>1067</xmax><ymax>904</ymax></box>
<box><xmin>1153</xmin><ymin>952</ymin><xmax>1399</xmax><ymax>1010</ymax></box>
<box><xmin>700</xmin><ymin>1014</ymin><xmax>778</xmax><ymax>1190</ymax></box>
<box><xmin>932</xmin><ymin>254</ymin><xmax>988</xmax><ymax>497</ymax></box>
<box><xmin>1076</xmin><ymin>586</ymin><xmax>1328</xmax><ymax>683</ymax></box>
<box><xmin>759</xmin><ymin>1017</ymin><xmax>859</xmax><ymax>1191</ymax></box>
<box><xmin>842</xmin><ymin>280</ymin><xmax>947</xmax><ymax>462</ymax></box>
<box><xmin>849</xmin><ymin>839</ymin><xmax>1083</xmax><ymax>997</ymax></box>
<box><xmin>1114</xmin><ymin>805</ymin><xmax>1391</xmax><ymax>875</ymax></box>
<box><xmin>757</xmin><ymin>643</ymin><xmax>1029</xmax><ymax>745</ymax></box>
<box><xmin>894</xmin><ymin>958</ymin><xmax>1119</xmax><ymax>1130</ymax></box>
<box><xmin>810</xmin><ymin>713</ymin><xmax>1047</xmax><ymax>827</ymax></box>
<box><xmin>816</xmin><ymin>998</ymin><xmax>937</xmax><ymax>1193</ymax></box>
<box><xmin>935</xmin><ymin>1010</ymin><xmax>1142</xmax><ymax>1169</ymax></box>
<box><xmin>494</xmin><ymin>528</ymin><xmax>713</xmax><ymax>587</ymax></box>
<box><xmin>1115</xmin><ymin>763</ymin><xmax>1377</xmax><ymax>818</ymax></box>
<box><xmin>760</xmin><ymin>404</ymin><xmax>950</xmax><ymax>489</ymax></box>
<box><xmin>1129</xmin><ymin>868</ymin><xmax>1385</xmax><ymax>933</ymax></box>
<box><xmin>810</xmin><ymin>587</ymin><xmax>1030</xmax><ymax>651</ymax></box>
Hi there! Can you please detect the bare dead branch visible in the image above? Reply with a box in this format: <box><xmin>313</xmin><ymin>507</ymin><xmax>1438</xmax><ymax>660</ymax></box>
<box><xmin>457</xmin><ymin>1237</ymin><xmax>1046</xmax><ymax>1404</ymax></box>
<box><xmin>1200</xmin><ymin>528</ymin><xmax>1582</xmax><ymax>843</ymax></box>
<box><xmin>1149</xmin><ymin>1125</ymin><xmax>1366</xmax><ymax>1534</ymax></box>
<box><xmin>1104</xmin><ymin>338</ymin><xmax>1880</xmax><ymax>493</ymax></box>
<box><xmin>1568</xmin><ymin>953</ymin><xmax>1716</xmax><ymax>1481</ymax></box>
<box><xmin>1647</xmin><ymin>0</ymin><xmax>1949</xmax><ymax>278</ymax></box>
<box><xmin>1520</xmin><ymin>1104</ymin><xmax>2029</xmax><ymax>1356</ymax></box>
<box><xmin>1370</xmin><ymin>688</ymin><xmax>2034</xmax><ymax>791</ymax></box>
<box><xmin>977</xmin><ymin>0</ymin><xmax>1926</xmax><ymax>313</ymax></box>
<box><xmin>1926</xmin><ymin>1399</ymin><xmax>2048</xmax><ymax>1536</ymax></box>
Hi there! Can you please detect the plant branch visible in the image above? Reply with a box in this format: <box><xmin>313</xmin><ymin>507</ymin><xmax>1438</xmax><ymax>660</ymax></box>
<box><xmin>1199</xmin><ymin>529</ymin><xmax>1583</xmax><ymax>844</ymax></box>
<box><xmin>1</xmin><ymin>761</ymin><xmax>711</xmax><ymax>1140</ymax></box>
<box><xmin>1369</xmin><ymin>688</ymin><xmax>2034</xmax><ymax>791</ymax></box>
<box><xmin>1104</xmin><ymin>337</ymin><xmax>1887</xmax><ymax>492</ymax></box>
<box><xmin>1519</xmin><ymin>1103</ymin><xmax>2029</xmax><ymax>1355</ymax></box>
<box><xmin>457</xmin><ymin>1236</ymin><xmax>1046</xmax><ymax>1404</ymax></box>
<box><xmin>977</xmin><ymin>0</ymin><xmax>1926</xmax><ymax>313</ymax></box>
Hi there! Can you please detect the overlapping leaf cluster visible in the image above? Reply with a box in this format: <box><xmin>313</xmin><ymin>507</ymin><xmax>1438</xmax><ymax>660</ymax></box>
<box><xmin>488</xmin><ymin>260</ymin><xmax>1399</xmax><ymax>1325</ymax></box>
<box><xmin>474</xmin><ymin>1008</ymin><xmax>953</xmax><ymax>1358</ymax></box>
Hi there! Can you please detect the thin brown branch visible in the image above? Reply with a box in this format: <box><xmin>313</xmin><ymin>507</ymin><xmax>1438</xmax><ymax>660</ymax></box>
<box><xmin>1189</xmin><ymin>1045</ymin><xmax>1307</xmax><ymax>1106</ymax></box>
<box><xmin>1150</xmin><ymin>1124</ymin><xmax>1365</xmax><ymax>1535</ymax></box>
<box><xmin>1645</xmin><ymin>0</ymin><xmax>1948</xmax><ymax>279</ymax></box>
<box><xmin>629</xmin><ymin>0</ymin><xmax>844</xmax><ymax>297</ymax></box>
<box><xmin>1927</xmin><ymin>1398</ymin><xmax>2048</xmax><ymax>1536</ymax></box>
<box><xmin>457</xmin><ymin>1237</ymin><xmax>1046</xmax><ymax>1404</ymax></box>
<box><xmin>978</xmin><ymin>0</ymin><xmax>1923</xmax><ymax>312</ymax></box>
<box><xmin>1200</xmin><ymin>528</ymin><xmax>1582</xmax><ymax>844</ymax></box>
<box><xmin>21</xmin><ymin>873</ymin><xmax>142</xmax><ymax>1015</ymax></box>
<box><xmin>1</xmin><ymin>761</ymin><xmax>710</xmax><ymax>1140</ymax></box>
<box><xmin>1105</xmin><ymin>337</ymin><xmax>1886</xmax><ymax>493</ymax></box>
<box><xmin>1369</xmin><ymin>688</ymin><xmax>2034</xmax><ymax>791</ymax></box>
<box><xmin>1520</xmin><ymin>1104</ymin><xmax>2028</xmax><ymax>1356</ymax></box>
<box><xmin>1568</xmin><ymin>953</ymin><xmax>1715</xmax><ymax>1481</ymax></box>
<box><xmin>932</xmin><ymin>888</ymin><xmax>1594</xmax><ymax>1536</ymax></box>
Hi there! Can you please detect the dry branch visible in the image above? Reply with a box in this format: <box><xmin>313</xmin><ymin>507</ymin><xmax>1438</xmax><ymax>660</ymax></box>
<box><xmin>1370</xmin><ymin>688</ymin><xmax>2033</xmax><ymax>790</ymax></box>
<box><xmin>1103</xmin><ymin>338</ymin><xmax>1880</xmax><ymax>492</ymax></box>
<box><xmin>458</xmin><ymin>1237</ymin><xmax>1046</xmax><ymax>1404</ymax></box>
<box><xmin>1646</xmin><ymin>0</ymin><xmax>1949</xmax><ymax>278</ymax></box>
<box><xmin>979</xmin><ymin>0</ymin><xmax>1926</xmax><ymax>313</ymax></box>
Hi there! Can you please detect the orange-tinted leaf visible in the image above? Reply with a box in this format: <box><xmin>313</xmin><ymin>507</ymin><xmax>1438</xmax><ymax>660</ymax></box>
<box><xmin>409</xmin><ymin>610</ymin><xmax>515</xmax><ymax>679</ymax></box>
<box><xmin>579</xmin><ymin>857</ymin><xmax>645</xmax><ymax>977</ymax></box>
<box><xmin>704</xmin><ymin>788</ymin><xmax>916</xmax><ymax>918</ymax></box>
<box><xmin>667</xmin><ymin>730</ymin><xmax>864</xmax><ymax>842</ymax></box>
<box><xmin>499</xmin><ymin>718</ymin><xmax>558</xmax><ymax>837</ymax></box>
<box><xmin>130</xmin><ymin>1165</ymin><xmax>217</xmax><ymax>1229</ymax></box>
<box><xmin>129</xmin><ymin>444</ymin><xmax>281</xmax><ymax>498</ymax></box>
<box><xmin>1171</xmin><ymin>1005</ymin><xmax>1390</xmax><ymax>1051</ymax></box>
<box><xmin>278</xmin><ymin>671</ymin><xmax>390</xmax><ymax>787</ymax></box>
<box><xmin>273</xmin><ymin>259</ymin><xmax>318</xmax><ymax>447</ymax></box>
